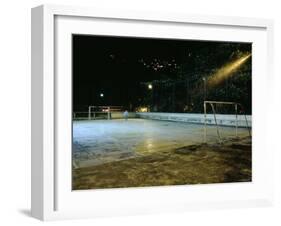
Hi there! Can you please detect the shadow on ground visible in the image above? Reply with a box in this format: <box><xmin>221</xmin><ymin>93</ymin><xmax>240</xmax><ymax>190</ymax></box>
<box><xmin>73</xmin><ymin>136</ymin><xmax>251</xmax><ymax>190</ymax></box>
<box><xmin>18</xmin><ymin>209</ymin><xmax>31</xmax><ymax>217</ymax></box>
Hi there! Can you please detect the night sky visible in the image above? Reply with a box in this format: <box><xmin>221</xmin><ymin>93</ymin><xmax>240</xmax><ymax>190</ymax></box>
<box><xmin>72</xmin><ymin>35</ymin><xmax>251</xmax><ymax>112</ymax></box>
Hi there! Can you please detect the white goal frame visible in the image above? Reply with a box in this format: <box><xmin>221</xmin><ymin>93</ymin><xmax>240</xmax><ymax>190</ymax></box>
<box><xmin>203</xmin><ymin>100</ymin><xmax>251</xmax><ymax>143</ymax></box>
<box><xmin>88</xmin><ymin>105</ymin><xmax>123</xmax><ymax>120</ymax></box>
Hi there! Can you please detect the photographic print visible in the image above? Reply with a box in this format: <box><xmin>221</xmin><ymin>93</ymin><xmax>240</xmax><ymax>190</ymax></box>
<box><xmin>72</xmin><ymin>35</ymin><xmax>252</xmax><ymax>190</ymax></box>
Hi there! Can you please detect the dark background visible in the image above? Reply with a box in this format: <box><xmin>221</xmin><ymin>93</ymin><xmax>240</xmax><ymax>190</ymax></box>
<box><xmin>73</xmin><ymin>35</ymin><xmax>251</xmax><ymax>113</ymax></box>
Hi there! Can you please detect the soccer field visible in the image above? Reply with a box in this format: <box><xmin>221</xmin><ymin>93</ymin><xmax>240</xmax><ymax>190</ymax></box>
<box><xmin>73</xmin><ymin>118</ymin><xmax>250</xmax><ymax>168</ymax></box>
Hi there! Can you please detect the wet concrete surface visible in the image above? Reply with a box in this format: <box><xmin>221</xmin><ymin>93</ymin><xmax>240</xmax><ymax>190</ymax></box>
<box><xmin>72</xmin><ymin>119</ymin><xmax>251</xmax><ymax>189</ymax></box>
<box><xmin>73</xmin><ymin>136</ymin><xmax>251</xmax><ymax>189</ymax></box>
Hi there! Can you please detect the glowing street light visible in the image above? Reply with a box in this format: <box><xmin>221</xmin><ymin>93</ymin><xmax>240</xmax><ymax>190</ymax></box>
<box><xmin>148</xmin><ymin>84</ymin><xmax>153</xmax><ymax>90</ymax></box>
<box><xmin>100</xmin><ymin>93</ymin><xmax>104</xmax><ymax>97</ymax></box>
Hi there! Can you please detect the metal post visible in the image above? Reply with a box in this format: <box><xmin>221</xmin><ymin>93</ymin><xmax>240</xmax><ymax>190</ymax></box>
<box><xmin>235</xmin><ymin>103</ymin><xmax>238</xmax><ymax>137</ymax></box>
<box><xmin>88</xmin><ymin>106</ymin><xmax>91</xmax><ymax>120</ymax></box>
<box><xmin>238</xmin><ymin>104</ymin><xmax>251</xmax><ymax>137</ymax></box>
<box><xmin>204</xmin><ymin>101</ymin><xmax>207</xmax><ymax>143</ymax></box>
<box><xmin>107</xmin><ymin>107</ymin><xmax>110</xmax><ymax>120</ymax></box>
<box><xmin>210</xmin><ymin>103</ymin><xmax>221</xmax><ymax>143</ymax></box>
<box><xmin>172</xmin><ymin>83</ymin><xmax>175</xmax><ymax>112</ymax></box>
<box><xmin>203</xmin><ymin>77</ymin><xmax>206</xmax><ymax>100</ymax></box>
<box><xmin>244</xmin><ymin>114</ymin><xmax>251</xmax><ymax>136</ymax></box>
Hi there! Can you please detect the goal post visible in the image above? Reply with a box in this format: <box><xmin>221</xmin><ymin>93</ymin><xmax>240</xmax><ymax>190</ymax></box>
<box><xmin>203</xmin><ymin>101</ymin><xmax>251</xmax><ymax>143</ymax></box>
<box><xmin>88</xmin><ymin>106</ymin><xmax>123</xmax><ymax>120</ymax></box>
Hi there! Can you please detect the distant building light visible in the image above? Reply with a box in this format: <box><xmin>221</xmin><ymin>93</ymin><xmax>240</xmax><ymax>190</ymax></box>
<box><xmin>148</xmin><ymin>84</ymin><xmax>153</xmax><ymax>89</ymax></box>
<box><xmin>100</xmin><ymin>93</ymin><xmax>104</xmax><ymax>97</ymax></box>
<box><xmin>137</xmin><ymin>107</ymin><xmax>148</xmax><ymax>112</ymax></box>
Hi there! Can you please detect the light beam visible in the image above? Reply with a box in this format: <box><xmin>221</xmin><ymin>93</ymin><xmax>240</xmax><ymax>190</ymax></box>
<box><xmin>207</xmin><ymin>53</ymin><xmax>251</xmax><ymax>86</ymax></box>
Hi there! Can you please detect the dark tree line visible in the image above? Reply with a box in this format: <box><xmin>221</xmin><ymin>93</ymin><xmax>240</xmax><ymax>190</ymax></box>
<box><xmin>139</xmin><ymin>43</ymin><xmax>252</xmax><ymax>114</ymax></box>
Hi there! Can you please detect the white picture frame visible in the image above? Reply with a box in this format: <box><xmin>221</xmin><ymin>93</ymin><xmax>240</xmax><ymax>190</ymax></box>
<box><xmin>31</xmin><ymin>4</ymin><xmax>274</xmax><ymax>221</ymax></box>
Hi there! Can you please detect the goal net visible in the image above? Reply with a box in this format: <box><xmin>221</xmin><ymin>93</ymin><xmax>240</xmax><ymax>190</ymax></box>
<box><xmin>203</xmin><ymin>101</ymin><xmax>251</xmax><ymax>143</ymax></box>
<box><xmin>88</xmin><ymin>106</ymin><xmax>123</xmax><ymax>120</ymax></box>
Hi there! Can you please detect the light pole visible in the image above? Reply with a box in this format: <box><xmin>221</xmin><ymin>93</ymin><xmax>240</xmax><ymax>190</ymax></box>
<box><xmin>148</xmin><ymin>83</ymin><xmax>153</xmax><ymax>111</ymax></box>
<box><xmin>202</xmin><ymin>77</ymin><xmax>206</xmax><ymax>100</ymax></box>
<box><xmin>99</xmin><ymin>93</ymin><xmax>104</xmax><ymax>106</ymax></box>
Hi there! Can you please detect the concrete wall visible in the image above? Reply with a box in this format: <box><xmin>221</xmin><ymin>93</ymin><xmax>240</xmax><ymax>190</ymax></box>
<box><xmin>73</xmin><ymin>111</ymin><xmax>251</xmax><ymax>128</ymax></box>
<box><xmin>111</xmin><ymin>112</ymin><xmax>137</xmax><ymax>119</ymax></box>
<box><xmin>136</xmin><ymin>112</ymin><xmax>251</xmax><ymax>128</ymax></box>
